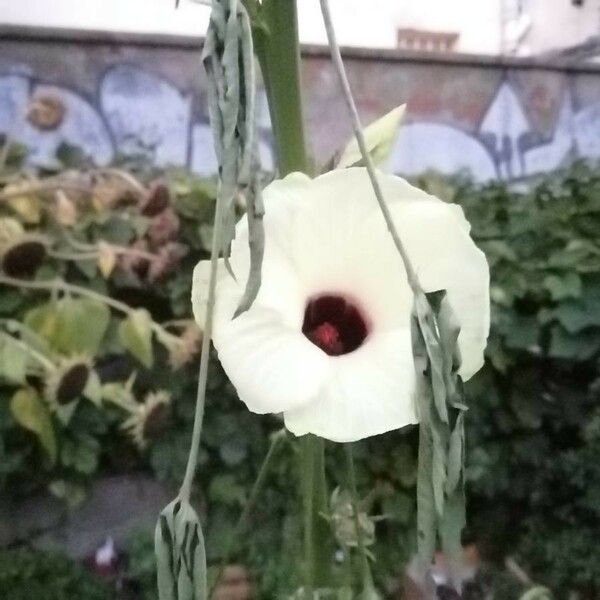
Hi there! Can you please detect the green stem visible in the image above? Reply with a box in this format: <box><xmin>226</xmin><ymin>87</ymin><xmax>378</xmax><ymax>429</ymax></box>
<box><xmin>178</xmin><ymin>179</ymin><xmax>226</xmax><ymax>502</ymax></box>
<box><xmin>210</xmin><ymin>430</ymin><xmax>287</xmax><ymax>595</ymax></box>
<box><xmin>252</xmin><ymin>1</ymin><xmax>330</xmax><ymax>593</ymax></box>
<box><xmin>0</xmin><ymin>275</ymin><xmax>171</xmax><ymax>342</ymax></box>
<box><xmin>301</xmin><ymin>434</ymin><xmax>332</xmax><ymax>595</ymax></box>
<box><xmin>344</xmin><ymin>444</ymin><xmax>375</xmax><ymax>595</ymax></box>
<box><xmin>253</xmin><ymin>0</ymin><xmax>311</xmax><ymax>175</ymax></box>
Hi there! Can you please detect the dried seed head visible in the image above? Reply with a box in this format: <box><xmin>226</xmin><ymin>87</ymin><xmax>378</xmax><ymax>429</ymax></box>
<box><xmin>141</xmin><ymin>181</ymin><xmax>170</xmax><ymax>217</ymax></box>
<box><xmin>0</xmin><ymin>218</ymin><xmax>47</xmax><ymax>277</ymax></box>
<box><xmin>56</xmin><ymin>363</ymin><xmax>90</xmax><ymax>404</ymax></box>
<box><xmin>121</xmin><ymin>391</ymin><xmax>172</xmax><ymax>449</ymax></box>
<box><xmin>45</xmin><ymin>358</ymin><xmax>92</xmax><ymax>417</ymax></box>
<box><xmin>55</xmin><ymin>362</ymin><xmax>90</xmax><ymax>405</ymax></box>
<box><xmin>2</xmin><ymin>239</ymin><xmax>46</xmax><ymax>277</ymax></box>
<box><xmin>147</xmin><ymin>208</ymin><xmax>180</xmax><ymax>246</ymax></box>
<box><xmin>142</xmin><ymin>400</ymin><xmax>172</xmax><ymax>440</ymax></box>
<box><xmin>167</xmin><ymin>324</ymin><xmax>202</xmax><ymax>369</ymax></box>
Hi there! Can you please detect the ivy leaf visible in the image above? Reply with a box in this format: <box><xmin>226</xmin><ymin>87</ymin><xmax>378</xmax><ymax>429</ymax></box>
<box><xmin>337</xmin><ymin>105</ymin><xmax>405</xmax><ymax>169</ymax></box>
<box><xmin>10</xmin><ymin>387</ymin><xmax>57</xmax><ymax>465</ymax></box>
<box><xmin>48</xmin><ymin>479</ymin><xmax>86</xmax><ymax>508</ymax></box>
<box><xmin>548</xmin><ymin>325</ymin><xmax>600</xmax><ymax>360</ymax></box>
<box><xmin>119</xmin><ymin>309</ymin><xmax>154</xmax><ymax>367</ymax></box>
<box><xmin>543</xmin><ymin>272</ymin><xmax>582</xmax><ymax>301</ymax></box>
<box><xmin>552</xmin><ymin>297</ymin><xmax>600</xmax><ymax>333</ymax></box>
<box><xmin>503</xmin><ymin>315</ymin><xmax>539</xmax><ymax>350</ymax></box>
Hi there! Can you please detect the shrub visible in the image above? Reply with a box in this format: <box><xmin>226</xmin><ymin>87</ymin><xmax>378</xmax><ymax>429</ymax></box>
<box><xmin>0</xmin><ymin>548</ymin><xmax>110</xmax><ymax>600</ymax></box>
<box><xmin>2</xmin><ymin>139</ymin><xmax>600</xmax><ymax>596</ymax></box>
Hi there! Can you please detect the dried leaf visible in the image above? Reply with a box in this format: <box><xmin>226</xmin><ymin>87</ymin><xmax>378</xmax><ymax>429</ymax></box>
<box><xmin>97</xmin><ymin>241</ymin><xmax>117</xmax><ymax>278</ymax></box>
<box><xmin>54</xmin><ymin>190</ymin><xmax>77</xmax><ymax>226</ymax></box>
<box><xmin>5</xmin><ymin>183</ymin><xmax>42</xmax><ymax>224</ymax></box>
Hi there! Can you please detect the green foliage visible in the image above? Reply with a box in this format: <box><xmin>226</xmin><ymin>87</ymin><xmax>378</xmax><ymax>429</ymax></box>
<box><xmin>4</xmin><ymin>144</ymin><xmax>600</xmax><ymax>597</ymax></box>
<box><xmin>424</xmin><ymin>162</ymin><xmax>600</xmax><ymax>598</ymax></box>
<box><xmin>0</xmin><ymin>152</ymin><xmax>214</xmax><ymax>499</ymax></box>
<box><xmin>0</xmin><ymin>548</ymin><xmax>110</xmax><ymax>600</ymax></box>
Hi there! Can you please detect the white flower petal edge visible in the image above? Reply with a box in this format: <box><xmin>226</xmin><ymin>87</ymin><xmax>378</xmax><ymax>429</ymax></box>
<box><xmin>383</xmin><ymin>199</ymin><xmax>490</xmax><ymax>379</ymax></box>
<box><xmin>191</xmin><ymin>167</ymin><xmax>490</xmax><ymax>442</ymax></box>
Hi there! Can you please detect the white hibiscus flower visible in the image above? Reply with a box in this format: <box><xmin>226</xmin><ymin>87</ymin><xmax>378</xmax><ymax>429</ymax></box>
<box><xmin>192</xmin><ymin>167</ymin><xmax>489</xmax><ymax>443</ymax></box>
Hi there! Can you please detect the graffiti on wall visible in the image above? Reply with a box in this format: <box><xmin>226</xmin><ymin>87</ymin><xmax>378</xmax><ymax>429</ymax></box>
<box><xmin>388</xmin><ymin>81</ymin><xmax>599</xmax><ymax>181</ymax></box>
<box><xmin>0</xmin><ymin>65</ymin><xmax>274</xmax><ymax>175</ymax></box>
<box><xmin>1</xmin><ymin>64</ymin><xmax>600</xmax><ymax>181</ymax></box>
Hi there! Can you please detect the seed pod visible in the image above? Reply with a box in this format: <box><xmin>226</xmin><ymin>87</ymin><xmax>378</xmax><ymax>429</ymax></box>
<box><xmin>155</xmin><ymin>498</ymin><xmax>207</xmax><ymax>600</ymax></box>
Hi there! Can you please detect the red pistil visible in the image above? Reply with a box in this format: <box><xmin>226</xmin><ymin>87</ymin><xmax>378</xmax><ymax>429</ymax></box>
<box><xmin>302</xmin><ymin>294</ymin><xmax>369</xmax><ymax>356</ymax></box>
<box><xmin>308</xmin><ymin>322</ymin><xmax>344</xmax><ymax>356</ymax></box>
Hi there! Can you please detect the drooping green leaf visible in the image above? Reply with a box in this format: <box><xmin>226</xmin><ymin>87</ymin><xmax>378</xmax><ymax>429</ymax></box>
<box><xmin>0</xmin><ymin>335</ymin><xmax>29</xmax><ymax>384</ymax></box>
<box><xmin>54</xmin><ymin>298</ymin><xmax>111</xmax><ymax>355</ymax></box>
<box><xmin>119</xmin><ymin>309</ymin><xmax>154</xmax><ymax>368</ymax></box>
<box><xmin>25</xmin><ymin>298</ymin><xmax>110</xmax><ymax>355</ymax></box>
<box><xmin>439</xmin><ymin>482</ymin><xmax>466</xmax><ymax>563</ymax></box>
<box><xmin>10</xmin><ymin>387</ymin><xmax>56</xmax><ymax>464</ymax></box>
<box><xmin>412</xmin><ymin>289</ymin><xmax>468</xmax><ymax>568</ymax></box>
<box><xmin>445</xmin><ymin>412</ymin><xmax>464</xmax><ymax>494</ymax></box>
<box><xmin>24</xmin><ymin>303</ymin><xmax>60</xmax><ymax>346</ymax></box>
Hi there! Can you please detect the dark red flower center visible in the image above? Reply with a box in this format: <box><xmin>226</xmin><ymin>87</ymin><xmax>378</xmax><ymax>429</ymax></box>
<box><xmin>302</xmin><ymin>294</ymin><xmax>369</xmax><ymax>356</ymax></box>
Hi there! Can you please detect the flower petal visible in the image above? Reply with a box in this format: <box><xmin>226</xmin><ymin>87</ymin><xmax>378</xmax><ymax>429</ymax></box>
<box><xmin>215</xmin><ymin>304</ymin><xmax>331</xmax><ymax>414</ymax></box>
<box><xmin>283</xmin><ymin>329</ymin><xmax>418</xmax><ymax>442</ymax></box>
<box><xmin>383</xmin><ymin>198</ymin><xmax>490</xmax><ymax>380</ymax></box>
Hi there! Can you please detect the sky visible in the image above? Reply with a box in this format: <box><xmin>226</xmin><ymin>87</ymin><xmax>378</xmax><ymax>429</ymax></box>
<box><xmin>0</xmin><ymin>0</ymin><xmax>504</xmax><ymax>54</ymax></box>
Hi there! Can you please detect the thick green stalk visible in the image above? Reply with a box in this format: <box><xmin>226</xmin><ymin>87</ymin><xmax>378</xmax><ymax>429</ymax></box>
<box><xmin>250</xmin><ymin>0</ymin><xmax>330</xmax><ymax>593</ymax></box>
<box><xmin>344</xmin><ymin>444</ymin><xmax>375</xmax><ymax>596</ymax></box>
<box><xmin>252</xmin><ymin>0</ymin><xmax>311</xmax><ymax>175</ymax></box>
<box><xmin>301</xmin><ymin>435</ymin><xmax>332</xmax><ymax>593</ymax></box>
